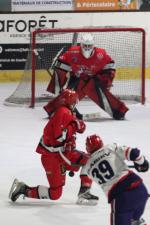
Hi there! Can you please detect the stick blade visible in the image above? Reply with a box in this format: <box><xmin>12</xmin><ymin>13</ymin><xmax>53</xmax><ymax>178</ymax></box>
<box><xmin>82</xmin><ymin>112</ymin><xmax>101</xmax><ymax>121</ymax></box>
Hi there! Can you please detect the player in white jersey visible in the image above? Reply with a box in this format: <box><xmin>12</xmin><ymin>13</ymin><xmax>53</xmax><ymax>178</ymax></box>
<box><xmin>79</xmin><ymin>134</ymin><xmax>149</xmax><ymax>225</ymax></box>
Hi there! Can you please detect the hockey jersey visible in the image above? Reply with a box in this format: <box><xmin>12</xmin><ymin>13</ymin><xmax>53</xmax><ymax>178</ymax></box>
<box><xmin>57</xmin><ymin>45</ymin><xmax>115</xmax><ymax>79</ymax></box>
<box><xmin>83</xmin><ymin>143</ymin><xmax>143</xmax><ymax>203</ymax></box>
<box><xmin>36</xmin><ymin>106</ymin><xmax>78</xmax><ymax>154</ymax></box>
<box><xmin>47</xmin><ymin>45</ymin><xmax>115</xmax><ymax>94</ymax></box>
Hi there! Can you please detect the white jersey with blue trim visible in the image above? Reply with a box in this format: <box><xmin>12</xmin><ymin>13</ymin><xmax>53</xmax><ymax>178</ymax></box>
<box><xmin>84</xmin><ymin>143</ymin><xmax>131</xmax><ymax>196</ymax></box>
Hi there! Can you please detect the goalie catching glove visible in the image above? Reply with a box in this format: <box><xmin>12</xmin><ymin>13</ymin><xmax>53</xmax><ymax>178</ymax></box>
<box><xmin>134</xmin><ymin>158</ymin><xmax>149</xmax><ymax>172</ymax></box>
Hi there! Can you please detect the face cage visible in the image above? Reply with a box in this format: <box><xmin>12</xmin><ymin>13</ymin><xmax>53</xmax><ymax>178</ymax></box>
<box><xmin>81</xmin><ymin>44</ymin><xmax>94</xmax><ymax>59</ymax></box>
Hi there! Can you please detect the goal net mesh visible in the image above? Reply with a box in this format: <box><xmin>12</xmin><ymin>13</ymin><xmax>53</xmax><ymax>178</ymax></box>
<box><xmin>4</xmin><ymin>27</ymin><xmax>145</xmax><ymax>107</ymax></box>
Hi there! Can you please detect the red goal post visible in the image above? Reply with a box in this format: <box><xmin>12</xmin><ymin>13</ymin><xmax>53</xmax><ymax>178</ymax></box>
<box><xmin>4</xmin><ymin>27</ymin><xmax>146</xmax><ymax>107</ymax></box>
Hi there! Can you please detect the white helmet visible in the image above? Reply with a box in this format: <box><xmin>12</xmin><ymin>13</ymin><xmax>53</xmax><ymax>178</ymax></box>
<box><xmin>80</xmin><ymin>33</ymin><xmax>94</xmax><ymax>59</ymax></box>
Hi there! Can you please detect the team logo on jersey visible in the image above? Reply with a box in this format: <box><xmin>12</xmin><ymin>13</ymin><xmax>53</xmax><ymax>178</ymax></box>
<box><xmin>97</xmin><ymin>53</ymin><xmax>104</xmax><ymax>60</ymax></box>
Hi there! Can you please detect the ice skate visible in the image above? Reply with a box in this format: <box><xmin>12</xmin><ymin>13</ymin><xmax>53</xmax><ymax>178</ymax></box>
<box><xmin>132</xmin><ymin>218</ymin><xmax>147</xmax><ymax>225</ymax></box>
<box><xmin>9</xmin><ymin>178</ymin><xmax>28</xmax><ymax>202</ymax></box>
<box><xmin>76</xmin><ymin>187</ymin><xmax>99</xmax><ymax>206</ymax></box>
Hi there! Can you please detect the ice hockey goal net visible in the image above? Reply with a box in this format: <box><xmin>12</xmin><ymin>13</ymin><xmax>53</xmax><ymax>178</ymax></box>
<box><xmin>4</xmin><ymin>27</ymin><xmax>146</xmax><ymax>107</ymax></box>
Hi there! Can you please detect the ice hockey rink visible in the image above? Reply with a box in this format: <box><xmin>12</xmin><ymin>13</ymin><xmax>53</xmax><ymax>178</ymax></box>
<box><xmin>0</xmin><ymin>81</ymin><xmax>150</xmax><ymax>225</ymax></box>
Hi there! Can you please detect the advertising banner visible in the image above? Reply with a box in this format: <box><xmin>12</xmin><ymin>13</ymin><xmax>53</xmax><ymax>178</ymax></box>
<box><xmin>11</xmin><ymin>0</ymin><xmax>74</xmax><ymax>11</ymax></box>
<box><xmin>74</xmin><ymin>0</ymin><xmax>138</xmax><ymax>11</ymax></box>
<box><xmin>0</xmin><ymin>15</ymin><xmax>59</xmax><ymax>44</ymax></box>
<box><xmin>0</xmin><ymin>44</ymin><xmax>29</xmax><ymax>70</ymax></box>
<box><xmin>0</xmin><ymin>12</ymin><xmax>149</xmax><ymax>70</ymax></box>
<box><xmin>0</xmin><ymin>0</ymin><xmax>149</xmax><ymax>12</ymax></box>
<box><xmin>0</xmin><ymin>14</ymin><xmax>59</xmax><ymax>69</ymax></box>
<box><xmin>0</xmin><ymin>13</ymin><xmax>92</xmax><ymax>69</ymax></box>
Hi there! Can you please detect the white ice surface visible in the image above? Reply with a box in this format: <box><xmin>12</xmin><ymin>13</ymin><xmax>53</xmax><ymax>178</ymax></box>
<box><xmin>0</xmin><ymin>82</ymin><xmax>150</xmax><ymax>225</ymax></box>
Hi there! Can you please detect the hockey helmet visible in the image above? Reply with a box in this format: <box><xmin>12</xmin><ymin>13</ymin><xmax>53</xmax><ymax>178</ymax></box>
<box><xmin>58</xmin><ymin>89</ymin><xmax>79</xmax><ymax>109</ymax></box>
<box><xmin>80</xmin><ymin>33</ymin><xmax>94</xmax><ymax>59</ymax></box>
<box><xmin>86</xmin><ymin>134</ymin><xmax>103</xmax><ymax>154</ymax></box>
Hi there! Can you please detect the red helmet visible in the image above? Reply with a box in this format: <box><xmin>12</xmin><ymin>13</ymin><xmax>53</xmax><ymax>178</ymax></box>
<box><xmin>58</xmin><ymin>89</ymin><xmax>79</xmax><ymax>109</ymax></box>
<box><xmin>86</xmin><ymin>134</ymin><xmax>103</xmax><ymax>154</ymax></box>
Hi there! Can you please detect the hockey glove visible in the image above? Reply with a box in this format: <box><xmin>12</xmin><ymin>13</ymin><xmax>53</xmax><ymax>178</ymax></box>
<box><xmin>73</xmin><ymin>119</ymin><xmax>86</xmax><ymax>133</ymax></box>
<box><xmin>64</xmin><ymin>138</ymin><xmax>76</xmax><ymax>152</ymax></box>
<box><xmin>134</xmin><ymin>158</ymin><xmax>149</xmax><ymax>172</ymax></box>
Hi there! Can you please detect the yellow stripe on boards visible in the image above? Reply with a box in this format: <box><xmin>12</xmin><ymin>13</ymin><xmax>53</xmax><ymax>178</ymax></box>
<box><xmin>0</xmin><ymin>68</ymin><xmax>150</xmax><ymax>82</ymax></box>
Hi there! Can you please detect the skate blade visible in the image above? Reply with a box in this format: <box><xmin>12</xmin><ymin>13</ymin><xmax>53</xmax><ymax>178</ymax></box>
<box><xmin>8</xmin><ymin>178</ymin><xmax>19</xmax><ymax>199</ymax></box>
<box><xmin>76</xmin><ymin>198</ymin><xmax>98</xmax><ymax>206</ymax></box>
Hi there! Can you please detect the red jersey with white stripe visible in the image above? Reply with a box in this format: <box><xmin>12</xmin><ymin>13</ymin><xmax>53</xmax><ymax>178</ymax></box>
<box><xmin>59</xmin><ymin>46</ymin><xmax>115</xmax><ymax>78</ymax></box>
<box><xmin>36</xmin><ymin>106</ymin><xmax>77</xmax><ymax>154</ymax></box>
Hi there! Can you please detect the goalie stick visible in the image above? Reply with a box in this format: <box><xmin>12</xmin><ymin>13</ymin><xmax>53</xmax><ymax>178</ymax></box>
<box><xmin>33</xmin><ymin>32</ymin><xmax>78</xmax><ymax>79</ymax></box>
<box><xmin>82</xmin><ymin>112</ymin><xmax>101</xmax><ymax>121</ymax></box>
<box><xmin>33</xmin><ymin>47</ymin><xmax>65</xmax><ymax>79</ymax></box>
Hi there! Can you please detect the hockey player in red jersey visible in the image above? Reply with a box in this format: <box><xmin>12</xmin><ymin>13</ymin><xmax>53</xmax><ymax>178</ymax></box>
<box><xmin>81</xmin><ymin>134</ymin><xmax>149</xmax><ymax>225</ymax></box>
<box><xmin>9</xmin><ymin>89</ymin><xmax>98</xmax><ymax>205</ymax></box>
<box><xmin>45</xmin><ymin>33</ymin><xmax>129</xmax><ymax>120</ymax></box>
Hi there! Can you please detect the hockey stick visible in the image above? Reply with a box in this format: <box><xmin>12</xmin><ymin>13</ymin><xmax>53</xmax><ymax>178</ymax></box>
<box><xmin>34</xmin><ymin>47</ymin><xmax>65</xmax><ymax>78</ymax></box>
<box><xmin>51</xmin><ymin>46</ymin><xmax>65</xmax><ymax>70</ymax></box>
<box><xmin>58</xmin><ymin>149</ymin><xmax>79</xmax><ymax>167</ymax></box>
<box><xmin>33</xmin><ymin>49</ymin><xmax>53</xmax><ymax>78</ymax></box>
<box><xmin>82</xmin><ymin>112</ymin><xmax>101</xmax><ymax>121</ymax></box>
<box><xmin>34</xmin><ymin>32</ymin><xmax>78</xmax><ymax>79</ymax></box>
<box><xmin>60</xmin><ymin>33</ymin><xmax>78</xmax><ymax>91</ymax></box>
<box><xmin>60</xmin><ymin>152</ymin><xmax>150</xmax><ymax>194</ymax></box>
<box><xmin>128</xmin><ymin>165</ymin><xmax>135</xmax><ymax>168</ymax></box>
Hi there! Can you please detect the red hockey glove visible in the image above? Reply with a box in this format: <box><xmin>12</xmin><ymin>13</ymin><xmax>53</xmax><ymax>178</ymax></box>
<box><xmin>64</xmin><ymin>138</ymin><xmax>76</xmax><ymax>152</ymax></box>
<box><xmin>134</xmin><ymin>158</ymin><xmax>149</xmax><ymax>172</ymax></box>
<box><xmin>73</xmin><ymin>119</ymin><xmax>86</xmax><ymax>133</ymax></box>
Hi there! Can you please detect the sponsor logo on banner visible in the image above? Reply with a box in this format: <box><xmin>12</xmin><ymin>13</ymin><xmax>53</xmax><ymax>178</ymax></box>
<box><xmin>0</xmin><ymin>13</ymin><xmax>59</xmax><ymax>69</ymax></box>
<box><xmin>74</xmin><ymin>0</ymin><xmax>138</xmax><ymax>10</ymax></box>
<box><xmin>0</xmin><ymin>14</ymin><xmax>58</xmax><ymax>43</ymax></box>
<box><xmin>11</xmin><ymin>0</ymin><xmax>73</xmax><ymax>11</ymax></box>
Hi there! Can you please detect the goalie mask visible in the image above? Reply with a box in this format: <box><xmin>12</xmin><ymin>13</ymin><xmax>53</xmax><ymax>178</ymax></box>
<box><xmin>80</xmin><ymin>33</ymin><xmax>94</xmax><ymax>59</ymax></box>
<box><xmin>86</xmin><ymin>134</ymin><xmax>103</xmax><ymax>154</ymax></box>
<box><xmin>58</xmin><ymin>89</ymin><xmax>79</xmax><ymax>110</ymax></box>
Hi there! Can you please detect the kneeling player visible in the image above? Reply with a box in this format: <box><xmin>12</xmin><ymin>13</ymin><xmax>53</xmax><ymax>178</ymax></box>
<box><xmin>9</xmin><ymin>89</ymin><xmax>98</xmax><ymax>206</ymax></box>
